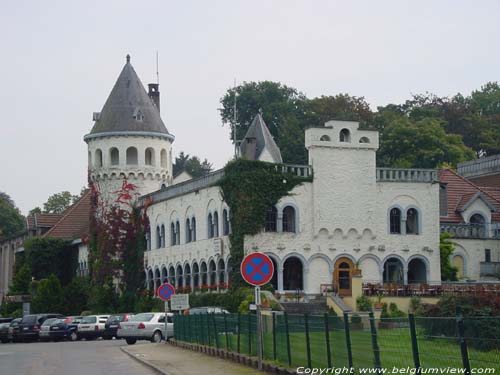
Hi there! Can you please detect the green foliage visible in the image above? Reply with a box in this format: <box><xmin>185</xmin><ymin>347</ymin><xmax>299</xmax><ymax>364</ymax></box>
<box><xmin>409</xmin><ymin>297</ymin><xmax>425</xmax><ymax>316</ymax></box>
<box><xmin>187</xmin><ymin>288</ymin><xmax>254</xmax><ymax>313</ymax></box>
<box><xmin>173</xmin><ymin>151</ymin><xmax>213</xmax><ymax>178</ymax></box>
<box><xmin>351</xmin><ymin>314</ymin><xmax>362</xmax><ymax>324</ymax></box>
<box><xmin>60</xmin><ymin>277</ymin><xmax>90</xmax><ymax>315</ymax></box>
<box><xmin>24</xmin><ymin>237</ymin><xmax>76</xmax><ymax>285</ymax></box>
<box><xmin>380</xmin><ymin>302</ymin><xmax>406</xmax><ymax>318</ymax></box>
<box><xmin>0</xmin><ymin>191</ymin><xmax>25</xmax><ymax>240</ymax></box>
<box><xmin>87</xmin><ymin>279</ymin><xmax>118</xmax><ymax>314</ymax></box>
<box><xmin>356</xmin><ymin>295</ymin><xmax>373</xmax><ymax>312</ymax></box>
<box><xmin>217</xmin><ymin>159</ymin><xmax>307</xmax><ymax>287</ymax></box>
<box><xmin>31</xmin><ymin>274</ymin><xmax>63</xmax><ymax>313</ymax></box>
<box><xmin>9</xmin><ymin>263</ymin><xmax>32</xmax><ymax>295</ymax></box>
<box><xmin>440</xmin><ymin>233</ymin><xmax>458</xmax><ymax>281</ymax></box>
<box><xmin>43</xmin><ymin>191</ymin><xmax>79</xmax><ymax>214</ymax></box>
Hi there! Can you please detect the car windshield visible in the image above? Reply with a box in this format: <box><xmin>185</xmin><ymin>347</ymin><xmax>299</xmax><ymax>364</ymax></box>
<box><xmin>42</xmin><ymin>318</ymin><xmax>58</xmax><ymax>326</ymax></box>
<box><xmin>108</xmin><ymin>315</ymin><xmax>126</xmax><ymax>322</ymax></box>
<box><xmin>81</xmin><ymin>316</ymin><xmax>97</xmax><ymax>324</ymax></box>
<box><xmin>129</xmin><ymin>313</ymin><xmax>154</xmax><ymax>322</ymax></box>
<box><xmin>53</xmin><ymin>319</ymin><xmax>66</xmax><ymax>324</ymax></box>
<box><xmin>0</xmin><ymin>323</ymin><xmax>9</xmax><ymax>329</ymax></box>
<box><xmin>22</xmin><ymin>315</ymin><xmax>37</xmax><ymax>324</ymax></box>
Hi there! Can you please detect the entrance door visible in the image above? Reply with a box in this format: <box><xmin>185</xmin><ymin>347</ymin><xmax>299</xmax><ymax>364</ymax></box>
<box><xmin>334</xmin><ymin>258</ymin><xmax>354</xmax><ymax>296</ymax></box>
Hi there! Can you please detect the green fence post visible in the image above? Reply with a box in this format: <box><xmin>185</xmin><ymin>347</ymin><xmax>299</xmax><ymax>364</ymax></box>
<box><xmin>272</xmin><ymin>313</ymin><xmax>277</xmax><ymax>361</ymax></box>
<box><xmin>408</xmin><ymin>314</ymin><xmax>421</xmax><ymax>370</ymax></box>
<box><xmin>237</xmin><ymin>313</ymin><xmax>241</xmax><ymax>353</ymax></box>
<box><xmin>456</xmin><ymin>307</ymin><xmax>471</xmax><ymax>374</ymax></box>
<box><xmin>213</xmin><ymin>313</ymin><xmax>219</xmax><ymax>349</ymax></box>
<box><xmin>284</xmin><ymin>312</ymin><xmax>292</xmax><ymax>366</ymax></box>
<box><xmin>248</xmin><ymin>313</ymin><xmax>252</xmax><ymax>355</ymax></box>
<box><xmin>206</xmin><ymin>313</ymin><xmax>211</xmax><ymax>346</ymax></box>
<box><xmin>324</xmin><ymin>313</ymin><xmax>332</xmax><ymax>368</ymax></box>
<box><xmin>305</xmin><ymin>313</ymin><xmax>312</xmax><ymax>368</ymax></box>
<box><xmin>369</xmin><ymin>312</ymin><xmax>381</xmax><ymax>369</ymax></box>
<box><xmin>224</xmin><ymin>313</ymin><xmax>229</xmax><ymax>350</ymax></box>
<box><xmin>343</xmin><ymin>313</ymin><xmax>353</xmax><ymax>369</ymax></box>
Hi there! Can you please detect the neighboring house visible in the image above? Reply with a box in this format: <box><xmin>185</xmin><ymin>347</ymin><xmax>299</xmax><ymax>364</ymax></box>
<box><xmin>439</xmin><ymin>169</ymin><xmax>500</xmax><ymax>280</ymax></box>
<box><xmin>142</xmin><ymin>118</ymin><xmax>440</xmax><ymax>296</ymax></box>
<box><xmin>458</xmin><ymin>154</ymin><xmax>500</xmax><ymax>188</ymax></box>
<box><xmin>172</xmin><ymin>171</ymin><xmax>193</xmax><ymax>185</ymax></box>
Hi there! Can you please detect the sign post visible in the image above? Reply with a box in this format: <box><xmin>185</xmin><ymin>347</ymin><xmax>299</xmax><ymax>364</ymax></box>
<box><xmin>157</xmin><ymin>283</ymin><xmax>176</xmax><ymax>338</ymax></box>
<box><xmin>241</xmin><ymin>253</ymin><xmax>274</xmax><ymax>371</ymax></box>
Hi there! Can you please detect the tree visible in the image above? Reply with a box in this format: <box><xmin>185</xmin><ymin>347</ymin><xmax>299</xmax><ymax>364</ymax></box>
<box><xmin>173</xmin><ymin>152</ymin><xmax>213</xmax><ymax>178</ymax></box>
<box><xmin>0</xmin><ymin>191</ymin><xmax>25</xmax><ymax>240</ymax></box>
<box><xmin>9</xmin><ymin>263</ymin><xmax>32</xmax><ymax>295</ymax></box>
<box><xmin>61</xmin><ymin>277</ymin><xmax>90</xmax><ymax>316</ymax></box>
<box><xmin>29</xmin><ymin>207</ymin><xmax>42</xmax><ymax>216</ymax></box>
<box><xmin>31</xmin><ymin>274</ymin><xmax>63</xmax><ymax>313</ymax></box>
<box><xmin>43</xmin><ymin>191</ymin><xmax>79</xmax><ymax>214</ymax></box>
<box><xmin>440</xmin><ymin>233</ymin><xmax>458</xmax><ymax>281</ymax></box>
<box><xmin>377</xmin><ymin>117</ymin><xmax>476</xmax><ymax>168</ymax></box>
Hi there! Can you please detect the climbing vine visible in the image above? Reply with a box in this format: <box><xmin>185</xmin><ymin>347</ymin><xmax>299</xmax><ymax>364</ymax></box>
<box><xmin>217</xmin><ymin>159</ymin><xmax>309</xmax><ymax>287</ymax></box>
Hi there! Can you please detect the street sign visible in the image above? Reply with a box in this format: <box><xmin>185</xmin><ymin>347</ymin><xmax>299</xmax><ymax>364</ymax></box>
<box><xmin>240</xmin><ymin>252</ymin><xmax>274</xmax><ymax>287</ymax></box>
<box><xmin>170</xmin><ymin>294</ymin><xmax>189</xmax><ymax>311</ymax></box>
<box><xmin>156</xmin><ymin>283</ymin><xmax>176</xmax><ymax>301</ymax></box>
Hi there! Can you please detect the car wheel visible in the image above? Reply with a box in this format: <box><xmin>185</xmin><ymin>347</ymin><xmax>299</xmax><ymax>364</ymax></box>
<box><xmin>103</xmin><ymin>336</ymin><xmax>112</xmax><ymax>340</ymax></box>
<box><xmin>70</xmin><ymin>332</ymin><xmax>78</xmax><ymax>341</ymax></box>
<box><xmin>151</xmin><ymin>331</ymin><xmax>162</xmax><ymax>343</ymax></box>
<box><xmin>126</xmin><ymin>338</ymin><xmax>136</xmax><ymax>345</ymax></box>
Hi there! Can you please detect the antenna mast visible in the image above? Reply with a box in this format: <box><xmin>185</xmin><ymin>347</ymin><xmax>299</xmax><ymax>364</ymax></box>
<box><xmin>156</xmin><ymin>51</ymin><xmax>159</xmax><ymax>84</ymax></box>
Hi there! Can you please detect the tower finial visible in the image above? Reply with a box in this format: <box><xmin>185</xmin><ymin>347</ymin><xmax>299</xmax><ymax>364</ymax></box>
<box><xmin>126</xmin><ymin>54</ymin><xmax>131</xmax><ymax>63</ymax></box>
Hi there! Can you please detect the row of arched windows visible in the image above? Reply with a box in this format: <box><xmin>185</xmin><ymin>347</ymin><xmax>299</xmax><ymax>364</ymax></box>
<box><xmin>151</xmin><ymin>209</ymin><xmax>231</xmax><ymax>249</ymax></box>
<box><xmin>265</xmin><ymin>205</ymin><xmax>298</xmax><ymax>233</ymax></box>
<box><xmin>92</xmin><ymin>147</ymin><xmax>169</xmax><ymax>168</ymax></box>
<box><xmin>318</xmin><ymin>129</ymin><xmax>370</xmax><ymax>144</ymax></box>
<box><xmin>389</xmin><ymin>207</ymin><xmax>420</xmax><ymax>235</ymax></box>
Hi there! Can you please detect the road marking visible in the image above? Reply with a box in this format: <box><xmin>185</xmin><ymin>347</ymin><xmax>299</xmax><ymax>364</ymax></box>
<box><xmin>0</xmin><ymin>352</ymin><xmax>13</xmax><ymax>355</ymax></box>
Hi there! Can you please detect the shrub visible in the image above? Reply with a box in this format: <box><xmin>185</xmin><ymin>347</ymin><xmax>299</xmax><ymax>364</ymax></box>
<box><xmin>356</xmin><ymin>295</ymin><xmax>373</xmax><ymax>311</ymax></box>
<box><xmin>389</xmin><ymin>302</ymin><xmax>406</xmax><ymax>317</ymax></box>
<box><xmin>351</xmin><ymin>314</ymin><xmax>362</xmax><ymax>324</ymax></box>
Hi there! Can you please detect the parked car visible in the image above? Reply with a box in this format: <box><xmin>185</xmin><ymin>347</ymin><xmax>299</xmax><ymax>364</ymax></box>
<box><xmin>18</xmin><ymin>314</ymin><xmax>63</xmax><ymax>342</ymax></box>
<box><xmin>103</xmin><ymin>313</ymin><xmax>132</xmax><ymax>340</ymax></box>
<box><xmin>77</xmin><ymin>315</ymin><xmax>110</xmax><ymax>340</ymax></box>
<box><xmin>0</xmin><ymin>318</ymin><xmax>13</xmax><ymax>324</ymax></box>
<box><xmin>8</xmin><ymin>318</ymin><xmax>21</xmax><ymax>342</ymax></box>
<box><xmin>189</xmin><ymin>306</ymin><xmax>230</xmax><ymax>315</ymax></box>
<box><xmin>0</xmin><ymin>322</ymin><xmax>10</xmax><ymax>343</ymax></box>
<box><xmin>39</xmin><ymin>318</ymin><xmax>60</xmax><ymax>341</ymax></box>
<box><xmin>117</xmin><ymin>312</ymin><xmax>173</xmax><ymax>345</ymax></box>
<box><xmin>48</xmin><ymin>317</ymin><xmax>80</xmax><ymax>341</ymax></box>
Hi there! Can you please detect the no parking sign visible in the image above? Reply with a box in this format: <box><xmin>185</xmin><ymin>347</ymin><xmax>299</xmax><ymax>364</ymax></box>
<box><xmin>240</xmin><ymin>252</ymin><xmax>274</xmax><ymax>287</ymax></box>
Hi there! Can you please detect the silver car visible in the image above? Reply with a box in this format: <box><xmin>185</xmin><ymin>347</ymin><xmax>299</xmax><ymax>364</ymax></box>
<box><xmin>39</xmin><ymin>318</ymin><xmax>60</xmax><ymax>341</ymax></box>
<box><xmin>117</xmin><ymin>312</ymin><xmax>173</xmax><ymax>345</ymax></box>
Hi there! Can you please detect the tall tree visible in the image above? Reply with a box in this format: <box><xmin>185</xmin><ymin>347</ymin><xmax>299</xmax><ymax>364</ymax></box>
<box><xmin>173</xmin><ymin>152</ymin><xmax>213</xmax><ymax>178</ymax></box>
<box><xmin>43</xmin><ymin>191</ymin><xmax>79</xmax><ymax>214</ymax></box>
<box><xmin>0</xmin><ymin>191</ymin><xmax>25</xmax><ymax>240</ymax></box>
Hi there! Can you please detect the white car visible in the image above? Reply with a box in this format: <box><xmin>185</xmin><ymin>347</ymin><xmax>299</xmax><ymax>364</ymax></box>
<box><xmin>117</xmin><ymin>312</ymin><xmax>173</xmax><ymax>345</ymax></box>
<box><xmin>77</xmin><ymin>315</ymin><xmax>110</xmax><ymax>340</ymax></box>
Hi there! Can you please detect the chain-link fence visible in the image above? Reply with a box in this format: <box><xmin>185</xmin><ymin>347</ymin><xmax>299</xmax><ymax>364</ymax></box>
<box><xmin>174</xmin><ymin>312</ymin><xmax>500</xmax><ymax>371</ymax></box>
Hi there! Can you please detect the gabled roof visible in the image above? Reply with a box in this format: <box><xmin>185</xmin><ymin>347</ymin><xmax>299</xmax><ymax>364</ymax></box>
<box><xmin>43</xmin><ymin>191</ymin><xmax>91</xmax><ymax>240</ymax></box>
<box><xmin>439</xmin><ymin>169</ymin><xmax>500</xmax><ymax>223</ymax></box>
<box><xmin>239</xmin><ymin>113</ymin><xmax>282</xmax><ymax>163</ymax></box>
<box><xmin>84</xmin><ymin>55</ymin><xmax>174</xmax><ymax>141</ymax></box>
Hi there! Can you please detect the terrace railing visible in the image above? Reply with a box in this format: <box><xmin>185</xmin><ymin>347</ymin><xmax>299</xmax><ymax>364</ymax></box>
<box><xmin>376</xmin><ymin>168</ymin><xmax>437</xmax><ymax>183</ymax></box>
<box><xmin>480</xmin><ymin>262</ymin><xmax>500</xmax><ymax>277</ymax></box>
<box><xmin>440</xmin><ymin>223</ymin><xmax>487</xmax><ymax>239</ymax></box>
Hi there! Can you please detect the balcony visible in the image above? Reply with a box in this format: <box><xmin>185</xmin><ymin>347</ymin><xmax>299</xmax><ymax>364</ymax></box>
<box><xmin>480</xmin><ymin>262</ymin><xmax>500</xmax><ymax>277</ymax></box>
<box><xmin>376</xmin><ymin>168</ymin><xmax>437</xmax><ymax>183</ymax></box>
<box><xmin>441</xmin><ymin>223</ymin><xmax>488</xmax><ymax>239</ymax></box>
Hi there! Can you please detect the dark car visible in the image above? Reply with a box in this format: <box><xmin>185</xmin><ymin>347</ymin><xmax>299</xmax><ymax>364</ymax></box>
<box><xmin>48</xmin><ymin>317</ymin><xmax>80</xmax><ymax>341</ymax></box>
<box><xmin>18</xmin><ymin>314</ymin><xmax>63</xmax><ymax>342</ymax></box>
<box><xmin>103</xmin><ymin>313</ymin><xmax>132</xmax><ymax>340</ymax></box>
<box><xmin>0</xmin><ymin>318</ymin><xmax>13</xmax><ymax>324</ymax></box>
<box><xmin>8</xmin><ymin>318</ymin><xmax>22</xmax><ymax>342</ymax></box>
<box><xmin>0</xmin><ymin>322</ymin><xmax>10</xmax><ymax>343</ymax></box>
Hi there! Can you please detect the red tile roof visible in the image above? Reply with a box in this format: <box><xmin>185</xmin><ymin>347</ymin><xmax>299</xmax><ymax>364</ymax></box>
<box><xmin>42</xmin><ymin>191</ymin><xmax>91</xmax><ymax>240</ymax></box>
<box><xmin>439</xmin><ymin>169</ymin><xmax>500</xmax><ymax>223</ymax></box>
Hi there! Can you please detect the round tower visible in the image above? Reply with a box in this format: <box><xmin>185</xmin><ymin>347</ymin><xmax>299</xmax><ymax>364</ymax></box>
<box><xmin>84</xmin><ymin>55</ymin><xmax>174</xmax><ymax>208</ymax></box>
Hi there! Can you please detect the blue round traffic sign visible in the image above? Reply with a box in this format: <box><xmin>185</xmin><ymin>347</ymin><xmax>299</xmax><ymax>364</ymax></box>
<box><xmin>157</xmin><ymin>283</ymin><xmax>176</xmax><ymax>301</ymax></box>
<box><xmin>241</xmin><ymin>253</ymin><xmax>274</xmax><ymax>287</ymax></box>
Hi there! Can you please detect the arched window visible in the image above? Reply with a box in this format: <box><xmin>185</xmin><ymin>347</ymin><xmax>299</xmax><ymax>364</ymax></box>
<box><xmin>95</xmin><ymin>149</ymin><xmax>103</xmax><ymax>167</ymax></box>
<box><xmin>156</xmin><ymin>226</ymin><xmax>161</xmax><ymax>249</ymax></box>
<box><xmin>282</xmin><ymin>206</ymin><xmax>296</xmax><ymax>233</ymax></box>
<box><xmin>200</xmin><ymin>262</ymin><xmax>208</xmax><ymax>286</ymax></box>
<box><xmin>209</xmin><ymin>260</ymin><xmax>217</xmax><ymax>286</ymax></box>
<box><xmin>176</xmin><ymin>265</ymin><xmax>183</xmax><ymax>287</ymax></box>
<box><xmin>265</xmin><ymin>206</ymin><xmax>277</xmax><ymax>232</ymax></box>
<box><xmin>168</xmin><ymin>266</ymin><xmax>175</xmax><ymax>285</ymax></box>
<box><xmin>145</xmin><ymin>148</ymin><xmax>155</xmax><ymax>166</ymax></box>
<box><xmin>383</xmin><ymin>257</ymin><xmax>404</xmax><ymax>284</ymax></box>
<box><xmin>339</xmin><ymin>129</ymin><xmax>351</xmax><ymax>143</ymax></box>
<box><xmin>207</xmin><ymin>213</ymin><xmax>214</xmax><ymax>238</ymax></box>
<box><xmin>176</xmin><ymin>221</ymin><xmax>180</xmax><ymax>244</ymax></box>
<box><xmin>126</xmin><ymin>147</ymin><xmax>138</xmax><ymax>165</ymax></box>
<box><xmin>184</xmin><ymin>264</ymin><xmax>191</xmax><ymax>290</ymax></box>
<box><xmin>192</xmin><ymin>263</ymin><xmax>200</xmax><ymax>288</ymax></box>
<box><xmin>469</xmin><ymin>213</ymin><xmax>485</xmax><ymax>225</ymax></box>
<box><xmin>222</xmin><ymin>209</ymin><xmax>230</xmax><ymax>236</ymax></box>
<box><xmin>283</xmin><ymin>257</ymin><xmax>304</xmax><ymax>290</ymax></box>
<box><xmin>191</xmin><ymin>217</ymin><xmax>197</xmax><ymax>241</ymax></box>
<box><xmin>186</xmin><ymin>218</ymin><xmax>191</xmax><ymax>243</ymax></box>
<box><xmin>390</xmin><ymin>208</ymin><xmax>402</xmax><ymax>234</ymax></box>
<box><xmin>359</xmin><ymin>137</ymin><xmax>370</xmax><ymax>144</ymax></box>
<box><xmin>407</xmin><ymin>258</ymin><xmax>427</xmax><ymax>284</ymax></box>
<box><xmin>160</xmin><ymin>149</ymin><xmax>167</xmax><ymax>168</ymax></box>
<box><xmin>406</xmin><ymin>208</ymin><xmax>419</xmax><ymax>234</ymax></box>
<box><xmin>110</xmin><ymin>147</ymin><xmax>119</xmax><ymax>166</ymax></box>
<box><xmin>217</xmin><ymin>259</ymin><xmax>226</xmax><ymax>286</ymax></box>
<box><xmin>145</xmin><ymin>230</ymin><xmax>151</xmax><ymax>251</ymax></box>
<box><xmin>170</xmin><ymin>223</ymin><xmax>176</xmax><ymax>246</ymax></box>
<box><xmin>320</xmin><ymin>135</ymin><xmax>331</xmax><ymax>141</ymax></box>
<box><xmin>213</xmin><ymin>211</ymin><xmax>219</xmax><ymax>237</ymax></box>
<box><xmin>160</xmin><ymin>224</ymin><xmax>166</xmax><ymax>248</ymax></box>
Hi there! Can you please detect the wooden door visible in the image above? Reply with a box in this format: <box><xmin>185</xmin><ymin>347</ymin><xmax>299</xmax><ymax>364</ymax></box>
<box><xmin>334</xmin><ymin>258</ymin><xmax>354</xmax><ymax>296</ymax></box>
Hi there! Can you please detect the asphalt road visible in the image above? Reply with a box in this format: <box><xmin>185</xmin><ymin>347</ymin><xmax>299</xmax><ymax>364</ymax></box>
<box><xmin>0</xmin><ymin>339</ymin><xmax>155</xmax><ymax>375</ymax></box>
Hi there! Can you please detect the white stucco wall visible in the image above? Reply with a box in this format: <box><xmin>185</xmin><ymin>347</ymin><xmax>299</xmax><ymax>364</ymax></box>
<box><xmin>451</xmin><ymin>239</ymin><xmax>500</xmax><ymax>280</ymax></box>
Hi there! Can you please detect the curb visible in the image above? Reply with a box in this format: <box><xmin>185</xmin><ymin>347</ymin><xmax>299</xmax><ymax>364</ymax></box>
<box><xmin>120</xmin><ymin>346</ymin><xmax>169</xmax><ymax>375</ymax></box>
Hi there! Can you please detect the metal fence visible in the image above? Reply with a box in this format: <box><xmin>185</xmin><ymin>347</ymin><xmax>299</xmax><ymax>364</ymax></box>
<box><xmin>174</xmin><ymin>312</ymin><xmax>500</xmax><ymax>371</ymax></box>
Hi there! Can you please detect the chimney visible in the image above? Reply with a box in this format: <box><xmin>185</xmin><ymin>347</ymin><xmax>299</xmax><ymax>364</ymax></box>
<box><xmin>148</xmin><ymin>83</ymin><xmax>160</xmax><ymax>113</ymax></box>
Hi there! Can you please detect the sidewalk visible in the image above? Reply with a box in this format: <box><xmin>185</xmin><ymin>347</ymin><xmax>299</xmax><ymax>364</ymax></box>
<box><xmin>121</xmin><ymin>342</ymin><xmax>266</xmax><ymax>375</ymax></box>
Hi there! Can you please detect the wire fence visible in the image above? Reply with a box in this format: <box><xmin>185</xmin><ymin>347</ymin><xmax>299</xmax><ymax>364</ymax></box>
<box><xmin>174</xmin><ymin>312</ymin><xmax>500</xmax><ymax>371</ymax></box>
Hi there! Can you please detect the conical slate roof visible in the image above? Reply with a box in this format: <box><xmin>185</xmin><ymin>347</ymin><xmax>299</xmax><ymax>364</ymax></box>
<box><xmin>239</xmin><ymin>113</ymin><xmax>282</xmax><ymax>163</ymax></box>
<box><xmin>85</xmin><ymin>55</ymin><xmax>173</xmax><ymax>141</ymax></box>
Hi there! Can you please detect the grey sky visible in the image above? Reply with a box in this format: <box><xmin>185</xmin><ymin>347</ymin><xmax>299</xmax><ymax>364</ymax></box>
<box><xmin>1</xmin><ymin>1</ymin><xmax>499</xmax><ymax>215</ymax></box>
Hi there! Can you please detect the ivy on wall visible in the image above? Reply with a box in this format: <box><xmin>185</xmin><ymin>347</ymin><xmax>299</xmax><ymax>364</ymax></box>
<box><xmin>217</xmin><ymin>159</ymin><xmax>309</xmax><ymax>287</ymax></box>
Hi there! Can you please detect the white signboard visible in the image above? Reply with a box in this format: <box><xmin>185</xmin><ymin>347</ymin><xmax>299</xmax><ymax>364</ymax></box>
<box><xmin>170</xmin><ymin>294</ymin><xmax>189</xmax><ymax>311</ymax></box>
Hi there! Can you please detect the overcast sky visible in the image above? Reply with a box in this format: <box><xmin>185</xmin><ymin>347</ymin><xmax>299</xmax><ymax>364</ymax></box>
<box><xmin>1</xmin><ymin>1</ymin><xmax>499</xmax><ymax>215</ymax></box>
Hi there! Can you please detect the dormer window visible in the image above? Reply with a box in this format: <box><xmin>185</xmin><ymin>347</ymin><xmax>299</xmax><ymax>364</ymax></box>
<box><xmin>133</xmin><ymin>108</ymin><xmax>144</xmax><ymax>121</ymax></box>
